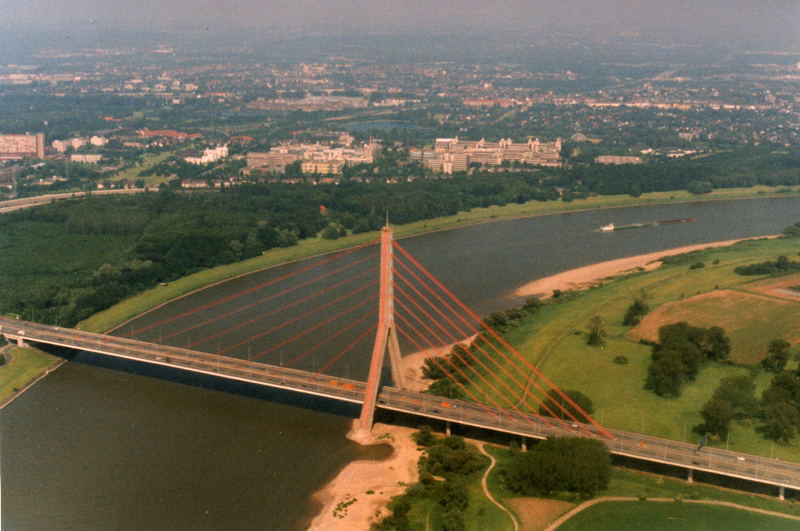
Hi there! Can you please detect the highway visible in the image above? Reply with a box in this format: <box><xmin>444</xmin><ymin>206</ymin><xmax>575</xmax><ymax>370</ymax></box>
<box><xmin>3</xmin><ymin>316</ymin><xmax>798</xmax><ymax>495</ymax></box>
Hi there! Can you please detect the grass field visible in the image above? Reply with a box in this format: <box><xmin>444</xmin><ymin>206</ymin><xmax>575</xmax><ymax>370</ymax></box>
<box><xmin>470</xmin><ymin>237</ymin><xmax>800</xmax><ymax>461</ymax></box>
<box><xmin>559</xmin><ymin>501</ymin><xmax>800</xmax><ymax>530</ymax></box>
<box><xmin>0</xmin><ymin>346</ymin><xmax>61</xmax><ymax>404</ymax></box>
<box><xmin>109</xmin><ymin>151</ymin><xmax>174</xmax><ymax>186</ymax></box>
<box><xmin>77</xmin><ymin>186</ymin><xmax>800</xmax><ymax>333</ymax></box>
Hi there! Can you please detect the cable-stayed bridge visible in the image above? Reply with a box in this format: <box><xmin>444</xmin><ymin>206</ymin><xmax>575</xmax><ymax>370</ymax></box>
<box><xmin>3</xmin><ymin>227</ymin><xmax>799</xmax><ymax>497</ymax></box>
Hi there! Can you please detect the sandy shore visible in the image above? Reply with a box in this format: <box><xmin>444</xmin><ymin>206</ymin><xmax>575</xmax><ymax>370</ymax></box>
<box><xmin>307</xmin><ymin>422</ymin><xmax>423</xmax><ymax>530</ymax></box>
<box><xmin>513</xmin><ymin>237</ymin><xmax>777</xmax><ymax>299</ymax></box>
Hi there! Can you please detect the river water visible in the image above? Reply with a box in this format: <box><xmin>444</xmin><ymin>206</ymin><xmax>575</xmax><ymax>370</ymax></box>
<box><xmin>2</xmin><ymin>196</ymin><xmax>799</xmax><ymax>530</ymax></box>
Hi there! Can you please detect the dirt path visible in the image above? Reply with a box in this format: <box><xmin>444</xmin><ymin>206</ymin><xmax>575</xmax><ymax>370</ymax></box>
<box><xmin>544</xmin><ymin>496</ymin><xmax>800</xmax><ymax>530</ymax></box>
<box><xmin>478</xmin><ymin>444</ymin><xmax>520</xmax><ymax>531</ymax></box>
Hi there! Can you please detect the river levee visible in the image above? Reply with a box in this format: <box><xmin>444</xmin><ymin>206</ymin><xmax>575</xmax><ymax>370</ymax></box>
<box><xmin>2</xmin><ymin>195</ymin><xmax>799</xmax><ymax>529</ymax></box>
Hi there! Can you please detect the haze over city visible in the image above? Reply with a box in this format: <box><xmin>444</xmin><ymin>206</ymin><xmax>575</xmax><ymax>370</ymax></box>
<box><xmin>3</xmin><ymin>0</ymin><xmax>799</xmax><ymax>44</ymax></box>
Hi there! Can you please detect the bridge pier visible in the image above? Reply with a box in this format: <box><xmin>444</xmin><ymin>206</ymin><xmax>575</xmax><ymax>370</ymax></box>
<box><xmin>779</xmin><ymin>486</ymin><xmax>785</xmax><ymax>500</ymax></box>
<box><xmin>358</xmin><ymin>225</ymin><xmax>406</xmax><ymax>432</ymax></box>
<box><xmin>687</xmin><ymin>468</ymin><xmax>694</xmax><ymax>484</ymax></box>
<box><xmin>445</xmin><ymin>421</ymin><xmax>451</xmax><ymax>437</ymax></box>
<box><xmin>520</xmin><ymin>437</ymin><xmax>527</xmax><ymax>452</ymax></box>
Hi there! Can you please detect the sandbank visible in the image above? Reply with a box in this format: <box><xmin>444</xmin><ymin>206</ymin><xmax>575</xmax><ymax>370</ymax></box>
<box><xmin>307</xmin><ymin>422</ymin><xmax>422</xmax><ymax>530</ymax></box>
<box><xmin>513</xmin><ymin>237</ymin><xmax>778</xmax><ymax>299</ymax></box>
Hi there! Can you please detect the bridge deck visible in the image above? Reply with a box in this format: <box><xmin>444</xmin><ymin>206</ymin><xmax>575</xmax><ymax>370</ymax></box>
<box><xmin>3</xmin><ymin>316</ymin><xmax>799</xmax><ymax>493</ymax></box>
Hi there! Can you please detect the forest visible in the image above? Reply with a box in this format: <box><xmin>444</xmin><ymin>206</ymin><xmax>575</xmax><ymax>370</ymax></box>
<box><xmin>0</xmin><ymin>176</ymin><xmax>556</xmax><ymax>326</ymax></box>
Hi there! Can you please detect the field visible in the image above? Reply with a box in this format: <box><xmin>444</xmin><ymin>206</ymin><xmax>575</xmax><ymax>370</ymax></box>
<box><xmin>558</xmin><ymin>501</ymin><xmax>800</xmax><ymax>530</ymax></box>
<box><xmin>629</xmin><ymin>288</ymin><xmax>800</xmax><ymax>363</ymax></box>
<box><xmin>109</xmin><ymin>151</ymin><xmax>174</xmax><ymax>186</ymax></box>
<box><xmin>470</xmin><ymin>236</ymin><xmax>800</xmax><ymax>461</ymax></box>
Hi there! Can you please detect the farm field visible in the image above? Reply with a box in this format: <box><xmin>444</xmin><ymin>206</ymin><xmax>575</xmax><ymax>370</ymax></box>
<box><xmin>629</xmin><ymin>288</ymin><xmax>800</xmax><ymax>363</ymax></box>
<box><xmin>467</xmin><ymin>236</ymin><xmax>800</xmax><ymax>461</ymax></box>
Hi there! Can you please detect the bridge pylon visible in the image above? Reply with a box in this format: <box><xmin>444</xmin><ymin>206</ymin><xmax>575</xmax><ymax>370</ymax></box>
<box><xmin>358</xmin><ymin>225</ymin><xmax>405</xmax><ymax>431</ymax></box>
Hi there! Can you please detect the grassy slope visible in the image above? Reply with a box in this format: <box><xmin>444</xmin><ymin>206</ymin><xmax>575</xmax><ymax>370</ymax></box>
<box><xmin>0</xmin><ymin>346</ymin><xmax>61</xmax><ymax>403</ymax></box>
<box><xmin>479</xmin><ymin>237</ymin><xmax>800</xmax><ymax>461</ymax></box>
<box><xmin>559</xmin><ymin>501</ymin><xmax>799</xmax><ymax>531</ymax></box>
<box><xmin>77</xmin><ymin>185</ymin><xmax>800</xmax><ymax>333</ymax></box>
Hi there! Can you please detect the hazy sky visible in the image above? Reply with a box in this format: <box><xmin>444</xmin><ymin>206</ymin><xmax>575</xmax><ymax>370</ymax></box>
<box><xmin>3</xmin><ymin>0</ymin><xmax>799</xmax><ymax>47</ymax></box>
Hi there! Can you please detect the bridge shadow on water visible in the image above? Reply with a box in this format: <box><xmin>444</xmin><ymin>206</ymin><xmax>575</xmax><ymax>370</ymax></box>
<box><xmin>40</xmin><ymin>344</ymin><xmax>365</xmax><ymax>419</ymax></box>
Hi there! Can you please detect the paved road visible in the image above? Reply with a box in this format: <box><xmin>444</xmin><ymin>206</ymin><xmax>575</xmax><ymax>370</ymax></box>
<box><xmin>0</xmin><ymin>188</ymin><xmax>146</xmax><ymax>214</ymax></box>
<box><xmin>3</xmin><ymin>316</ymin><xmax>799</xmax><ymax>493</ymax></box>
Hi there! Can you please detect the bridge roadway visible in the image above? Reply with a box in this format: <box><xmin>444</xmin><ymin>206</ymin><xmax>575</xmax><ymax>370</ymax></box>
<box><xmin>2</xmin><ymin>317</ymin><xmax>799</xmax><ymax>495</ymax></box>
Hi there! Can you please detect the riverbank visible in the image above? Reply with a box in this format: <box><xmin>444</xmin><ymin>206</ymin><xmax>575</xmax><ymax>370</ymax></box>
<box><xmin>513</xmin><ymin>236</ymin><xmax>779</xmax><ymax>299</ymax></box>
<box><xmin>78</xmin><ymin>186</ymin><xmax>800</xmax><ymax>334</ymax></box>
<box><xmin>0</xmin><ymin>345</ymin><xmax>65</xmax><ymax>409</ymax></box>
<box><xmin>307</xmin><ymin>421</ymin><xmax>422</xmax><ymax>530</ymax></box>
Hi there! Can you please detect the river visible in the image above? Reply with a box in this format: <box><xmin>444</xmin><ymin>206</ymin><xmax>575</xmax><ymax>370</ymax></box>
<box><xmin>2</xmin><ymin>196</ymin><xmax>799</xmax><ymax>530</ymax></box>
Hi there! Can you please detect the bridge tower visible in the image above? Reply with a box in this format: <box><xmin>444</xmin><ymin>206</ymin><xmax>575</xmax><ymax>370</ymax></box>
<box><xmin>358</xmin><ymin>224</ymin><xmax>405</xmax><ymax>431</ymax></box>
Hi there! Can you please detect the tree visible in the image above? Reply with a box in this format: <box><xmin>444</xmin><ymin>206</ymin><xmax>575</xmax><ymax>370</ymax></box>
<box><xmin>687</xmin><ymin>180</ymin><xmax>713</xmax><ymax>194</ymax></box>
<box><xmin>697</xmin><ymin>398</ymin><xmax>735</xmax><ymax>438</ymax></box>
<box><xmin>586</xmin><ymin>316</ymin><xmax>607</xmax><ymax>346</ymax></box>
<box><xmin>759</xmin><ymin>401</ymin><xmax>800</xmax><ymax>443</ymax></box>
<box><xmin>762</xmin><ymin>339</ymin><xmax>791</xmax><ymax>372</ymax></box>
<box><xmin>645</xmin><ymin>350</ymin><xmax>690</xmax><ymax>397</ymax></box>
<box><xmin>412</xmin><ymin>425</ymin><xmax>436</xmax><ymax>447</ymax></box>
<box><xmin>713</xmin><ymin>376</ymin><xmax>757</xmax><ymax>418</ymax></box>
<box><xmin>320</xmin><ymin>224</ymin><xmax>340</xmax><ymax>240</ymax></box>
<box><xmin>700</xmin><ymin>326</ymin><xmax>731</xmax><ymax>362</ymax></box>
<box><xmin>622</xmin><ymin>298</ymin><xmax>649</xmax><ymax>326</ymax></box>
<box><xmin>762</xmin><ymin>372</ymin><xmax>800</xmax><ymax>408</ymax></box>
<box><xmin>426</xmin><ymin>378</ymin><xmax>464</xmax><ymax>400</ymax></box>
<box><xmin>506</xmin><ymin>437</ymin><xmax>611</xmax><ymax>498</ymax></box>
<box><xmin>538</xmin><ymin>389</ymin><xmax>594</xmax><ymax>419</ymax></box>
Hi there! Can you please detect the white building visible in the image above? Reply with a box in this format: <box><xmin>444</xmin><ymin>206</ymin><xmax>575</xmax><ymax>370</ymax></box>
<box><xmin>184</xmin><ymin>145</ymin><xmax>228</xmax><ymax>165</ymax></box>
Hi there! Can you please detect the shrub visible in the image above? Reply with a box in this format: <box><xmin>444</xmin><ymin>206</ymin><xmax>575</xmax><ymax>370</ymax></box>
<box><xmin>622</xmin><ymin>298</ymin><xmax>649</xmax><ymax>326</ymax></box>
<box><xmin>613</xmin><ymin>356</ymin><xmax>628</xmax><ymax>365</ymax></box>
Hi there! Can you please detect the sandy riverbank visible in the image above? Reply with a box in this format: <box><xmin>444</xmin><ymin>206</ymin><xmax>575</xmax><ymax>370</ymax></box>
<box><xmin>513</xmin><ymin>237</ymin><xmax>778</xmax><ymax>299</ymax></box>
<box><xmin>307</xmin><ymin>422</ymin><xmax>423</xmax><ymax>530</ymax></box>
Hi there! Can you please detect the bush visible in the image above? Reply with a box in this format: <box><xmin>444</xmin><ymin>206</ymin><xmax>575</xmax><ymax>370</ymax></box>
<box><xmin>412</xmin><ymin>425</ymin><xmax>436</xmax><ymax>447</ymax></box>
<box><xmin>689</xmin><ymin>262</ymin><xmax>705</xmax><ymax>270</ymax></box>
<box><xmin>622</xmin><ymin>298</ymin><xmax>649</xmax><ymax>326</ymax></box>
<box><xmin>613</xmin><ymin>356</ymin><xmax>628</xmax><ymax>365</ymax></box>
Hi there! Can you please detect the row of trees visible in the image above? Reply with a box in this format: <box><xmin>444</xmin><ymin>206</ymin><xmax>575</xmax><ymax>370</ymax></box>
<box><xmin>734</xmin><ymin>255</ymin><xmax>800</xmax><ymax>276</ymax></box>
